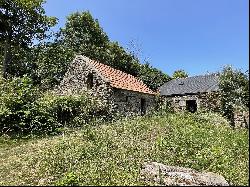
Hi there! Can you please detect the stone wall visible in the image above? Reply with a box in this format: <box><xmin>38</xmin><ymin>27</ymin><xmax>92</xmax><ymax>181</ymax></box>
<box><xmin>198</xmin><ymin>92</ymin><xmax>221</xmax><ymax>112</ymax></box>
<box><xmin>163</xmin><ymin>92</ymin><xmax>220</xmax><ymax>112</ymax></box>
<box><xmin>234</xmin><ymin>110</ymin><xmax>249</xmax><ymax>128</ymax></box>
<box><xmin>55</xmin><ymin>56</ymin><xmax>113</xmax><ymax>105</ymax></box>
<box><xmin>112</xmin><ymin>88</ymin><xmax>156</xmax><ymax>116</ymax></box>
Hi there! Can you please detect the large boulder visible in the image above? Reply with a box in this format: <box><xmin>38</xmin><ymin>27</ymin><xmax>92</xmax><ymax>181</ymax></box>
<box><xmin>140</xmin><ymin>162</ymin><xmax>229</xmax><ymax>186</ymax></box>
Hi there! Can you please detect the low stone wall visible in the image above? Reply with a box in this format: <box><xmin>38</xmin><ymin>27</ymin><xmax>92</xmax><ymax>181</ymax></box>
<box><xmin>234</xmin><ymin>111</ymin><xmax>249</xmax><ymax>128</ymax></box>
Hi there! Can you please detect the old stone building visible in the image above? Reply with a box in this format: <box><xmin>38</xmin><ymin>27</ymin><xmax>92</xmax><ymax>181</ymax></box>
<box><xmin>159</xmin><ymin>74</ymin><xmax>249</xmax><ymax>128</ymax></box>
<box><xmin>159</xmin><ymin>74</ymin><xmax>221</xmax><ymax>113</ymax></box>
<box><xmin>56</xmin><ymin>55</ymin><xmax>156</xmax><ymax>116</ymax></box>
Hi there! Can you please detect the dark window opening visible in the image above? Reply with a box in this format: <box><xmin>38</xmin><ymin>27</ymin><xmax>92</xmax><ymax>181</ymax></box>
<box><xmin>86</xmin><ymin>73</ymin><xmax>94</xmax><ymax>89</ymax></box>
<box><xmin>186</xmin><ymin>100</ymin><xmax>197</xmax><ymax>113</ymax></box>
<box><xmin>124</xmin><ymin>96</ymin><xmax>128</xmax><ymax>102</ymax></box>
<box><xmin>141</xmin><ymin>98</ymin><xmax>146</xmax><ymax>116</ymax></box>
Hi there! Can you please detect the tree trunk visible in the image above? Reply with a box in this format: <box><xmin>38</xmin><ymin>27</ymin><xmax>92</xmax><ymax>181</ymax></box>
<box><xmin>2</xmin><ymin>33</ymin><xmax>11</xmax><ymax>78</ymax></box>
<box><xmin>2</xmin><ymin>8</ymin><xmax>11</xmax><ymax>79</ymax></box>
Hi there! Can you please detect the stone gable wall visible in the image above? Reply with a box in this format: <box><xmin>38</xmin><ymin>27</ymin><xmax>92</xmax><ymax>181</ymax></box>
<box><xmin>55</xmin><ymin>56</ymin><xmax>113</xmax><ymax>104</ymax></box>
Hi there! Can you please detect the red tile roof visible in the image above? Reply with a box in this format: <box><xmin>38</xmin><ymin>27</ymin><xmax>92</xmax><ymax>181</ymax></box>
<box><xmin>84</xmin><ymin>56</ymin><xmax>155</xmax><ymax>95</ymax></box>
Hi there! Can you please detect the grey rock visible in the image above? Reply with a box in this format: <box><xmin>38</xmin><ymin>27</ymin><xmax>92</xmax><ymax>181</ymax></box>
<box><xmin>140</xmin><ymin>162</ymin><xmax>229</xmax><ymax>186</ymax></box>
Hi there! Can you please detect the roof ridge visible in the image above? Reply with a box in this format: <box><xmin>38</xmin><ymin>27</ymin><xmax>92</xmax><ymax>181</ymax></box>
<box><xmin>182</xmin><ymin>73</ymin><xmax>219</xmax><ymax>79</ymax></box>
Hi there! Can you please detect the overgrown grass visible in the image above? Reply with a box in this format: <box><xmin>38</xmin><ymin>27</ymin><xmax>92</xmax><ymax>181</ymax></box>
<box><xmin>0</xmin><ymin>112</ymin><xmax>248</xmax><ymax>186</ymax></box>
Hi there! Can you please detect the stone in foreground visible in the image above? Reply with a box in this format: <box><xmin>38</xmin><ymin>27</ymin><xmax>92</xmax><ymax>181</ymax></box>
<box><xmin>140</xmin><ymin>162</ymin><xmax>229</xmax><ymax>186</ymax></box>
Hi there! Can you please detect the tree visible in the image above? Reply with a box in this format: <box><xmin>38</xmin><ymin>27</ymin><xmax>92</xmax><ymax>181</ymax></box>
<box><xmin>138</xmin><ymin>62</ymin><xmax>171</xmax><ymax>91</ymax></box>
<box><xmin>126</xmin><ymin>40</ymin><xmax>171</xmax><ymax>91</ymax></box>
<box><xmin>61</xmin><ymin>11</ymin><xmax>141</xmax><ymax>76</ymax></box>
<box><xmin>219</xmin><ymin>66</ymin><xmax>249</xmax><ymax>121</ymax></box>
<box><xmin>0</xmin><ymin>0</ymin><xmax>57</xmax><ymax>78</ymax></box>
<box><xmin>172</xmin><ymin>69</ymin><xmax>188</xmax><ymax>79</ymax></box>
<box><xmin>107</xmin><ymin>41</ymin><xmax>141</xmax><ymax>76</ymax></box>
<box><xmin>32</xmin><ymin>40</ymin><xmax>74</xmax><ymax>89</ymax></box>
<box><xmin>61</xmin><ymin>11</ymin><xmax>109</xmax><ymax>63</ymax></box>
<box><xmin>30</xmin><ymin>10</ymin><xmax>171</xmax><ymax>90</ymax></box>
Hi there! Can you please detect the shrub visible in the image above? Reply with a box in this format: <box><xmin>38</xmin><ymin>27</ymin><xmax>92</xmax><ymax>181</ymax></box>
<box><xmin>56</xmin><ymin>172</ymin><xmax>79</xmax><ymax>186</ymax></box>
<box><xmin>218</xmin><ymin>66</ymin><xmax>249</xmax><ymax>123</ymax></box>
<box><xmin>37</xmin><ymin>92</ymin><xmax>110</xmax><ymax>128</ymax></box>
<box><xmin>0</xmin><ymin>76</ymin><xmax>48</xmax><ymax>133</ymax></box>
<box><xmin>0</xmin><ymin>76</ymin><xmax>110</xmax><ymax>134</ymax></box>
<box><xmin>192</xmin><ymin>111</ymin><xmax>230</xmax><ymax>127</ymax></box>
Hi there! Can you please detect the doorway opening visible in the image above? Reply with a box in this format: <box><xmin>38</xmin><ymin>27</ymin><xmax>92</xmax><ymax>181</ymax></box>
<box><xmin>86</xmin><ymin>73</ymin><xmax>94</xmax><ymax>89</ymax></box>
<box><xmin>141</xmin><ymin>98</ymin><xmax>146</xmax><ymax>116</ymax></box>
<box><xmin>186</xmin><ymin>100</ymin><xmax>197</xmax><ymax>113</ymax></box>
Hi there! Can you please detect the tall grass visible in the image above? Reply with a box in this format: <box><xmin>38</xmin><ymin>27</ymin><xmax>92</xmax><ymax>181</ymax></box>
<box><xmin>0</xmin><ymin>112</ymin><xmax>248</xmax><ymax>186</ymax></box>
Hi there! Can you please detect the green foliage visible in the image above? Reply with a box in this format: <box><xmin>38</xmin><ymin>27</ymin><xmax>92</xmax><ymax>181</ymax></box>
<box><xmin>138</xmin><ymin>62</ymin><xmax>171</xmax><ymax>91</ymax></box>
<box><xmin>1</xmin><ymin>8</ymin><xmax>171</xmax><ymax>90</ymax></box>
<box><xmin>56</xmin><ymin>172</ymin><xmax>79</xmax><ymax>186</ymax></box>
<box><xmin>0</xmin><ymin>0</ymin><xmax>57</xmax><ymax>77</ymax></box>
<box><xmin>6</xmin><ymin>47</ymin><xmax>38</xmax><ymax>80</ymax></box>
<box><xmin>200</xmin><ymin>92</ymin><xmax>221</xmax><ymax>113</ymax></box>
<box><xmin>0</xmin><ymin>76</ymin><xmax>109</xmax><ymax>134</ymax></box>
<box><xmin>0</xmin><ymin>75</ymin><xmax>49</xmax><ymax>133</ymax></box>
<box><xmin>60</xmin><ymin>11</ymin><xmax>142</xmax><ymax>77</ymax></box>
<box><xmin>219</xmin><ymin>66</ymin><xmax>249</xmax><ymax>121</ymax></box>
<box><xmin>0</xmin><ymin>0</ymin><xmax>56</xmax><ymax>44</ymax></box>
<box><xmin>0</xmin><ymin>113</ymin><xmax>248</xmax><ymax>185</ymax></box>
<box><xmin>38</xmin><ymin>92</ymin><xmax>109</xmax><ymax>127</ymax></box>
<box><xmin>32</xmin><ymin>41</ymin><xmax>74</xmax><ymax>89</ymax></box>
<box><xmin>62</xmin><ymin>11</ymin><xmax>109</xmax><ymax>62</ymax></box>
<box><xmin>107</xmin><ymin>41</ymin><xmax>141</xmax><ymax>76</ymax></box>
<box><xmin>172</xmin><ymin>69</ymin><xmax>188</xmax><ymax>79</ymax></box>
<box><xmin>154</xmin><ymin>95</ymin><xmax>174</xmax><ymax>114</ymax></box>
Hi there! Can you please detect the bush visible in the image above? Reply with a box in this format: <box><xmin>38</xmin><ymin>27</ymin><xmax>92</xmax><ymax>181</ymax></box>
<box><xmin>219</xmin><ymin>66</ymin><xmax>249</xmax><ymax>122</ymax></box>
<box><xmin>0</xmin><ymin>76</ymin><xmax>47</xmax><ymax>133</ymax></box>
<box><xmin>192</xmin><ymin>111</ymin><xmax>230</xmax><ymax>127</ymax></box>
<box><xmin>0</xmin><ymin>76</ymin><xmax>110</xmax><ymax>134</ymax></box>
<box><xmin>56</xmin><ymin>172</ymin><xmax>79</xmax><ymax>186</ymax></box>
<box><xmin>37</xmin><ymin>92</ymin><xmax>110</xmax><ymax>128</ymax></box>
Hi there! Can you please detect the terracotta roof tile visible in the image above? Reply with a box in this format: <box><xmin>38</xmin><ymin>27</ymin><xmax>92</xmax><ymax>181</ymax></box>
<box><xmin>84</xmin><ymin>56</ymin><xmax>155</xmax><ymax>95</ymax></box>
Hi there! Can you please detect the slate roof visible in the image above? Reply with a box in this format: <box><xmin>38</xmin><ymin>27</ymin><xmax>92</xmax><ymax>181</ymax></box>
<box><xmin>83</xmin><ymin>56</ymin><xmax>155</xmax><ymax>95</ymax></box>
<box><xmin>159</xmin><ymin>74</ymin><xmax>219</xmax><ymax>96</ymax></box>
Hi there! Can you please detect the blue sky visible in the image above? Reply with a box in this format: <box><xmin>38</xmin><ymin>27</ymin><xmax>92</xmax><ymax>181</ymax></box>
<box><xmin>44</xmin><ymin>0</ymin><xmax>249</xmax><ymax>76</ymax></box>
